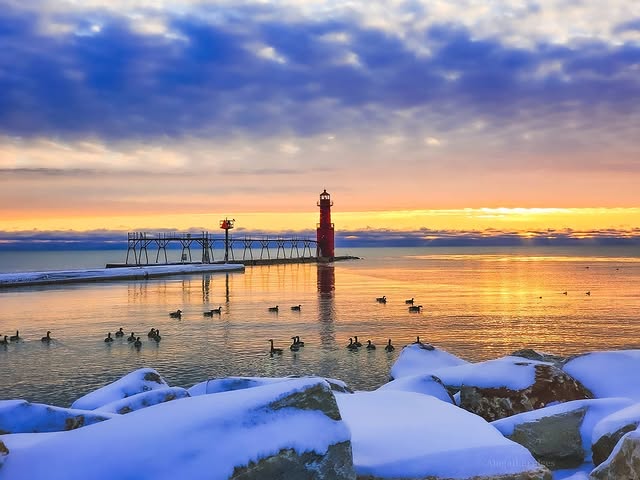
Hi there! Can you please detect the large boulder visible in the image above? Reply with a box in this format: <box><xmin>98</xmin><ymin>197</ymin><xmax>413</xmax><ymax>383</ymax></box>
<box><xmin>336</xmin><ymin>390</ymin><xmax>551</xmax><ymax>480</ymax></box>
<box><xmin>492</xmin><ymin>398</ymin><xmax>633</xmax><ymax>469</ymax></box>
<box><xmin>95</xmin><ymin>387</ymin><xmax>190</xmax><ymax>414</ymax></box>
<box><xmin>591</xmin><ymin>403</ymin><xmax>640</xmax><ymax>466</ymax></box>
<box><xmin>71</xmin><ymin>368</ymin><xmax>169</xmax><ymax>410</ymax></box>
<box><xmin>458</xmin><ymin>358</ymin><xmax>593</xmax><ymax>421</ymax></box>
<box><xmin>0</xmin><ymin>400</ymin><xmax>114</xmax><ymax>434</ymax></box>
<box><xmin>590</xmin><ymin>430</ymin><xmax>640</xmax><ymax>479</ymax></box>
<box><xmin>563</xmin><ymin>350</ymin><xmax>640</xmax><ymax>400</ymax></box>
<box><xmin>389</xmin><ymin>344</ymin><xmax>468</xmax><ymax>380</ymax></box>
<box><xmin>188</xmin><ymin>376</ymin><xmax>352</xmax><ymax>396</ymax></box>
<box><xmin>376</xmin><ymin>374</ymin><xmax>455</xmax><ymax>404</ymax></box>
<box><xmin>510</xmin><ymin>349</ymin><xmax>566</xmax><ymax>367</ymax></box>
<box><xmin>1</xmin><ymin>378</ymin><xmax>356</xmax><ymax>480</ymax></box>
<box><xmin>0</xmin><ymin>439</ymin><xmax>8</xmax><ymax>469</ymax></box>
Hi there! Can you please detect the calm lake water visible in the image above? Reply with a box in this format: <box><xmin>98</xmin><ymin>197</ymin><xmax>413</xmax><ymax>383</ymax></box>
<box><xmin>1</xmin><ymin>246</ymin><xmax>639</xmax><ymax>406</ymax></box>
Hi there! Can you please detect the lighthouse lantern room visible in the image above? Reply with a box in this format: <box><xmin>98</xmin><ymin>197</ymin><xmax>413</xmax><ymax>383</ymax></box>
<box><xmin>316</xmin><ymin>189</ymin><xmax>335</xmax><ymax>260</ymax></box>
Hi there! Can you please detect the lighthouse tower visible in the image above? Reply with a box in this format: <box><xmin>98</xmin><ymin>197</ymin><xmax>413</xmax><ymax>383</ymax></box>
<box><xmin>317</xmin><ymin>189</ymin><xmax>335</xmax><ymax>260</ymax></box>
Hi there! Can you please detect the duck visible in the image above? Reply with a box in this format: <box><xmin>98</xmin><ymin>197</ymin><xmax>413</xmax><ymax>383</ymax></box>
<box><xmin>268</xmin><ymin>306</ymin><xmax>279</xmax><ymax>312</ymax></box>
<box><xmin>115</xmin><ymin>327</ymin><xmax>125</xmax><ymax>337</ymax></box>
<box><xmin>384</xmin><ymin>339</ymin><xmax>395</xmax><ymax>352</ymax></box>
<box><xmin>133</xmin><ymin>337</ymin><xmax>142</xmax><ymax>348</ymax></box>
<box><xmin>346</xmin><ymin>338</ymin><xmax>359</xmax><ymax>351</ymax></box>
<box><xmin>353</xmin><ymin>336</ymin><xmax>363</xmax><ymax>347</ymax></box>
<box><xmin>152</xmin><ymin>329</ymin><xmax>161</xmax><ymax>342</ymax></box>
<box><xmin>290</xmin><ymin>339</ymin><xmax>300</xmax><ymax>352</ymax></box>
<box><xmin>169</xmin><ymin>309</ymin><xmax>182</xmax><ymax>318</ymax></box>
<box><xmin>127</xmin><ymin>332</ymin><xmax>136</xmax><ymax>342</ymax></box>
<box><xmin>376</xmin><ymin>296</ymin><xmax>387</xmax><ymax>303</ymax></box>
<box><xmin>291</xmin><ymin>336</ymin><xmax>305</xmax><ymax>347</ymax></box>
<box><xmin>366</xmin><ymin>339</ymin><xmax>376</xmax><ymax>350</ymax></box>
<box><xmin>9</xmin><ymin>331</ymin><xmax>20</xmax><ymax>342</ymax></box>
<box><xmin>203</xmin><ymin>310</ymin><xmax>214</xmax><ymax>317</ymax></box>
<box><xmin>405</xmin><ymin>298</ymin><xmax>414</xmax><ymax>305</ymax></box>
<box><xmin>268</xmin><ymin>339</ymin><xmax>283</xmax><ymax>355</ymax></box>
<box><xmin>0</xmin><ymin>335</ymin><xmax>8</xmax><ymax>345</ymax></box>
<box><xmin>104</xmin><ymin>332</ymin><xmax>114</xmax><ymax>343</ymax></box>
<box><xmin>291</xmin><ymin>305</ymin><xmax>302</xmax><ymax>311</ymax></box>
<box><xmin>413</xmin><ymin>336</ymin><xmax>424</xmax><ymax>345</ymax></box>
<box><xmin>41</xmin><ymin>331</ymin><xmax>52</xmax><ymax>343</ymax></box>
<box><xmin>147</xmin><ymin>328</ymin><xmax>156</xmax><ymax>338</ymax></box>
<box><xmin>586</xmin><ymin>291</ymin><xmax>591</xmax><ymax>296</ymax></box>
<box><xmin>408</xmin><ymin>305</ymin><xmax>422</xmax><ymax>312</ymax></box>
<box><xmin>563</xmin><ymin>291</ymin><xmax>568</xmax><ymax>295</ymax></box>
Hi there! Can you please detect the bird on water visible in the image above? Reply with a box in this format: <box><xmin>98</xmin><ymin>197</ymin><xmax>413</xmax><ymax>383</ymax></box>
<box><xmin>376</xmin><ymin>296</ymin><xmax>387</xmax><ymax>303</ymax></box>
<box><xmin>104</xmin><ymin>333</ymin><xmax>114</xmax><ymax>343</ymax></box>
<box><xmin>147</xmin><ymin>328</ymin><xmax>156</xmax><ymax>338</ymax></box>
<box><xmin>115</xmin><ymin>328</ymin><xmax>125</xmax><ymax>337</ymax></box>
<box><xmin>133</xmin><ymin>337</ymin><xmax>142</xmax><ymax>348</ymax></box>
<box><xmin>366</xmin><ymin>340</ymin><xmax>376</xmax><ymax>350</ymax></box>
<box><xmin>291</xmin><ymin>305</ymin><xmax>302</xmax><ymax>311</ymax></box>
<box><xmin>291</xmin><ymin>336</ymin><xmax>304</xmax><ymax>347</ymax></box>
<box><xmin>268</xmin><ymin>339</ymin><xmax>283</xmax><ymax>355</ymax></box>
<box><xmin>405</xmin><ymin>298</ymin><xmax>414</xmax><ymax>305</ymax></box>
<box><xmin>0</xmin><ymin>336</ymin><xmax>8</xmax><ymax>345</ymax></box>
<box><xmin>127</xmin><ymin>332</ymin><xmax>136</xmax><ymax>342</ymax></box>
<box><xmin>346</xmin><ymin>338</ymin><xmax>359</xmax><ymax>351</ymax></box>
<box><xmin>9</xmin><ymin>331</ymin><xmax>20</xmax><ymax>342</ymax></box>
<box><xmin>169</xmin><ymin>309</ymin><xmax>182</xmax><ymax>318</ymax></box>
<box><xmin>268</xmin><ymin>306</ymin><xmax>279</xmax><ymax>312</ymax></box>
<box><xmin>408</xmin><ymin>305</ymin><xmax>422</xmax><ymax>312</ymax></box>
<box><xmin>384</xmin><ymin>339</ymin><xmax>395</xmax><ymax>352</ymax></box>
<box><xmin>353</xmin><ymin>336</ymin><xmax>363</xmax><ymax>347</ymax></box>
<box><xmin>41</xmin><ymin>331</ymin><xmax>52</xmax><ymax>343</ymax></box>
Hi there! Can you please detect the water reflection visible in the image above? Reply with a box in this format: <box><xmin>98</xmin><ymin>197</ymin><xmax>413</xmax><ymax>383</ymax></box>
<box><xmin>317</xmin><ymin>264</ymin><xmax>336</xmax><ymax>349</ymax></box>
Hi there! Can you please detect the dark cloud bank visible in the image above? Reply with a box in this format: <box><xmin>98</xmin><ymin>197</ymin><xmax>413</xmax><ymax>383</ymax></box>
<box><xmin>1</xmin><ymin>3</ymin><xmax>639</xmax><ymax>140</ymax></box>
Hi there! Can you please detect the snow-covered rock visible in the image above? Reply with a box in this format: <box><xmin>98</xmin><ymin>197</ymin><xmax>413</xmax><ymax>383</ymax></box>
<box><xmin>458</xmin><ymin>358</ymin><xmax>593</xmax><ymax>421</ymax></box>
<box><xmin>188</xmin><ymin>375</ymin><xmax>352</xmax><ymax>396</ymax></box>
<box><xmin>71</xmin><ymin>368</ymin><xmax>169</xmax><ymax>410</ymax></box>
<box><xmin>492</xmin><ymin>398</ymin><xmax>633</xmax><ymax>469</ymax></box>
<box><xmin>2</xmin><ymin>378</ymin><xmax>356</xmax><ymax>480</ymax></box>
<box><xmin>0</xmin><ymin>440</ymin><xmax>8</xmax><ymax>469</ymax></box>
<box><xmin>563</xmin><ymin>350</ymin><xmax>640</xmax><ymax>400</ymax></box>
<box><xmin>590</xmin><ymin>429</ymin><xmax>640</xmax><ymax>479</ymax></box>
<box><xmin>510</xmin><ymin>349</ymin><xmax>566</xmax><ymax>366</ymax></box>
<box><xmin>591</xmin><ymin>402</ymin><xmax>640</xmax><ymax>466</ymax></box>
<box><xmin>94</xmin><ymin>387</ymin><xmax>190</xmax><ymax>414</ymax></box>
<box><xmin>389</xmin><ymin>343</ymin><xmax>468</xmax><ymax>380</ymax></box>
<box><xmin>0</xmin><ymin>400</ymin><xmax>114</xmax><ymax>434</ymax></box>
<box><xmin>335</xmin><ymin>390</ymin><xmax>551</xmax><ymax>479</ymax></box>
<box><xmin>376</xmin><ymin>374</ymin><xmax>455</xmax><ymax>404</ymax></box>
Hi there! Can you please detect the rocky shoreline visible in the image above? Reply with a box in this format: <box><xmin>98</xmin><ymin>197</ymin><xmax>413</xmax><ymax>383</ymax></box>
<box><xmin>2</xmin><ymin>344</ymin><xmax>640</xmax><ymax>479</ymax></box>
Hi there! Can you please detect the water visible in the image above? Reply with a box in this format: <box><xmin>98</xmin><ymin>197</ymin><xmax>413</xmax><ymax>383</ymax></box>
<box><xmin>1</xmin><ymin>246</ymin><xmax>639</xmax><ymax>407</ymax></box>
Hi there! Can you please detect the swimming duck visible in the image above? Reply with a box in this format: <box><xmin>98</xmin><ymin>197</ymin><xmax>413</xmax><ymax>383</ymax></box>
<box><xmin>203</xmin><ymin>310</ymin><xmax>214</xmax><ymax>317</ymax></box>
<box><xmin>0</xmin><ymin>336</ymin><xmax>8</xmax><ymax>345</ymax></box>
<box><xmin>104</xmin><ymin>332</ymin><xmax>114</xmax><ymax>343</ymax></box>
<box><xmin>290</xmin><ymin>339</ymin><xmax>300</xmax><ymax>352</ymax></box>
<box><xmin>169</xmin><ymin>309</ymin><xmax>182</xmax><ymax>318</ymax></box>
<box><xmin>405</xmin><ymin>298</ymin><xmax>414</xmax><ymax>305</ymax></box>
<box><xmin>353</xmin><ymin>336</ymin><xmax>363</xmax><ymax>347</ymax></box>
<box><xmin>127</xmin><ymin>332</ymin><xmax>136</xmax><ymax>342</ymax></box>
<box><xmin>346</xmin><ymin>338</ymin><xmax>359</xmax><ymax>351</ymax></box>
<box><xmin>366</xmin><ymin>339</ymin><xmax>376</xmax><ymax>350</ymax></box>
<box><xmin>376</xmin><ymin>296</ymin><xmax>387</xmax><ymax>303</ymax></box>
<box><xmin>563</xmin><ymin>291</ymin><xmax>568</xmax><ymax>295</ymax></box>
<box><xmin>152</xmin><ymin>329</ymin><xmax>161</xmax><ymax>342</ymax></box>
<box><xmin>268</xmin><ymin>306</ymin><xmax>279</xmax><ymax>312</ymax></box>
<box><xmin>9</xmin><ymin>331</ymin><xmax>20</xmax><ymax>342</ymax></box>
<box><xmin>384</xmin><ymin>339</ymin><xmax>395</xmax><ymax>352</ymax></box>
<box><xmin>211</xmin><ymin>306</ymin><xmax>222</xmax><ymax>314</ymax></box>
<box><xmin>115</xmin><ymin>328</ymin><xmax>124</xmax><ymax>337</ymax></box>
<box><xmin>147</xmin><ymin>328</ymin><xmax>156</xmax><ymax>338</ymax></box>
<box><xmin>408</xmin><ymin>305</ymin><xmax>422</xmax><ymax>312</ymax></box>
<box><xmin>291</xmin><ymin>305</ymin><xmax>302</xmax><ymax>311</ymax></box>
<box><xmin>41</xmin><ymin>331</ymin><xmax>52</xmax><ymax>343</ymax></box>
<box><xmin>586</xmin><ymin>291</ymin><xmax>591</xmax><ymax>296</ymax></box>
<box><xmin>291</xmin><ymin>336</ymin><xmax>305</xmax><ymax>347</ymax></box>
<box><xmin>268</xmin><ymin>339</ymin><xmax>283</xmax><ymax>355</ymax></box>
<box><xmin>133</xmin><ymin>337</ymin><xmax>142</xmax><ymax>348</ymax></box>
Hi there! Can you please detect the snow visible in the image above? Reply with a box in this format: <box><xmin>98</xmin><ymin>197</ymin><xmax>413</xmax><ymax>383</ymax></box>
<box><xmin>188</xmin><ymin>376</ymin><xmax>351</xmax><ymax>396</ymax></box>
<box><xmin>430</xmin><ymin>356</ymin><xmax>550</xmax><ymax>391</ymax></box>
<box><xmin>1</xmin><ymin>378</ymin><xmax>350</xmax><ymax>480</ymax></box>
<box><xmin>0</xmin><ymin>263</ymin><xmax>244</xmax><ymax>287</ymax></box>
<box><xmin>491</xmin><ymin>397</ymin><xmax>633</xmax><ymax>459</ymax></box>
<box><xmin>94</xmin><ymin>387</ymin><xmax>190</xmax><ymax>414</ymax></box>
<box><xmin>563</xmin><ymin>350</ymin><xmax>640</xmax><ymax>400</ymax></box>
<box><xmin>376</xmin><ymin>374</ymin><xmax>454</xmax><ymax>404</ymax></box>
<box><xmin>335</xmin><ymin>390</ymin><xmax>543</xmax><ymax>479</ymax></box>
<box><xmin>592</xmin><ymin>402</ymin><xmax>640</xmax><ymax>444</ymax></box>
<box><xmin>0</xmin><ymin>400</ymin><xmax>115</xmax><ymax>433</ymax></box>
<box><xmin>552</xmin><ymin>464</ymin><xmax>593</xmax><ymax>480</ymax></box>
<box><xmin>591</xmin><ymin>429</ymin><xmax>640</xmax><ymax>477</ymax></box>
<box><xmin>71</xmin><ymin>368</ymin><xmax>169</xmax><ymax>410</ymax></box>
<box><xmin>389</xmin><ymin>343</ymin><xmax>468</xmax><ymax>379</ymax></box>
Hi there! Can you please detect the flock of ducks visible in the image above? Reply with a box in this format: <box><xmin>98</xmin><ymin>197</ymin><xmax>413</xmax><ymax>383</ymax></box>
<box><xmin>0</xmin><ymin>330</ymin><xmax>52</xmax><ymax>345</ymax></box>
<box><xmin>267</xmin><ymin>335</ymin><xmax>399</xmax><ymax>355</ymax></box>
<box><xmin>376</xmin><ymin>296</ymin><xmax>424</xmax><ymax>312</ymax></box>
<box><xmin>167</xmin><ymin>305</ymin><xmax>304</xmax><ymax>319</ymax></box>
<box><xmin>104</xmin><ymin>327</ymin><xmax>161</xmax><ymax>348</ymax></box>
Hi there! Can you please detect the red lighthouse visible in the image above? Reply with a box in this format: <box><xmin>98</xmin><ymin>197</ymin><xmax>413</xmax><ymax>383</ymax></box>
<box><xmin>317</xmin><ymin>189</ymin><xmax>335</xmax><ymax>260</ymax></box>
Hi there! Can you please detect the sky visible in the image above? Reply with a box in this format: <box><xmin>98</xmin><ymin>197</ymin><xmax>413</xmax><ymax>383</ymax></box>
<box><xmin>1</xmin><ymin>0</ymin><xmax>639</xmax><ymax>246</ymax></box>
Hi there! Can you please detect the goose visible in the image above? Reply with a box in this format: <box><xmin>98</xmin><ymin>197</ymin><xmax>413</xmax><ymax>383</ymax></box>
<box><xmin>41</xmin><ymin>331</ymin><xmax>52</xmax><ymax>343</ymax></box>
<box><xmin>291</xmin><ymin>305</ymin><xmax>302</xmax><ymax>311</ymax></box>
<box><xmin>563</xmin><ymin>291</ymin><xmax>568</xmax><ymax>295</ymax></box>
<box><xmin>586</xmin><ymin>291</ymin><xmax>591</xmax><ymax>296</ymax></box>
<box><xmin>268</xmin><ymin>306</ymin><xmax>279</xmax><ymax>312</ymax></box>
<box><xmin>384</xmin><ymin>339</ymin><xmax>395</xmax><ymax>352</ymax></box>
<box><xmin>366</xmin><ymin>339</ymin><xmax>376</xmax><ymax>350</ymax></box>
<box><xmin>169</xmin><ymin>309</ymin><xmax>182</xmax><ymax>318</ymax></box>
<box><xmin>203</xmin><ymin>310</ymin><xmax>214</xmax><ymax>317</ymax></box>
<box><xmin>291</xmin><ymin>336</ymin><xmax>304</xmax><ymax>347</ymax></box>
<box><xmin>290</xmin><ymin>339</ymin><xmax>300</xmax><ymax>352</ymax></box>
<box><xmin>376</xmin><ymin>296</ymin><xmax>387</xmax><ymax>303</ymax></box>
<box><xmin>346</xmin><ymin>338</ymin><xmax>358</xmax><ymax>351</ymax></box>
<box><xmin>413</xmin><ymin>336</ymin><xmax>423</xmax><ymax>345</ymax></box>
<box><xmin>9</xmin><ymin>331</ymin><xmax>20</xmax><ymax>342</ymax></box>
<box><xmin>133</xmin><ymin>337</ymin><xmax>142</xmax><ymax>348</ymax></box>
<box><xmin>115</xmin><ymin>328</ymin><xmax>125</xmax><ymax>337</ymax></box>
<box><xmin>104</xmin><ymin>332</ymin><xmax>114</xmax><ymax>343</ymax></box>
<box><xmin>0</xmin><ymin>336</ymin><xmax>8</xmax><ymax>345</ymax></box>
<box><xmin>405</xmin><ymin>298</ymin><xmax>414</xmax><ymax>305</ymax></box>
<box><xmin>353</xmin><ymin>336</ymin><xmax>363</xmax><ymax>347</ymax></box>
<box><xmin>268</xmin><ymin>339</ymin><xmax>283</xmax><ymax>355</ymax></box>
<box><xmin>408</xmin><ymin>305</ymin><xmax>422</xmax><ymax>312</ymax></box>
<box><xmin>147</xmin><ymin>328</ymin><xmax>156</xmax><ymax>338</ymax></box>
<box><xmin>152</xmin><ymin>329</ymin><xmax>161</xmax><ymax>342</ymax></box>
<box><xmin>127</xmin><ymin>332</ymin><xmax>136</xmax><ymax>342</ymax></box>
